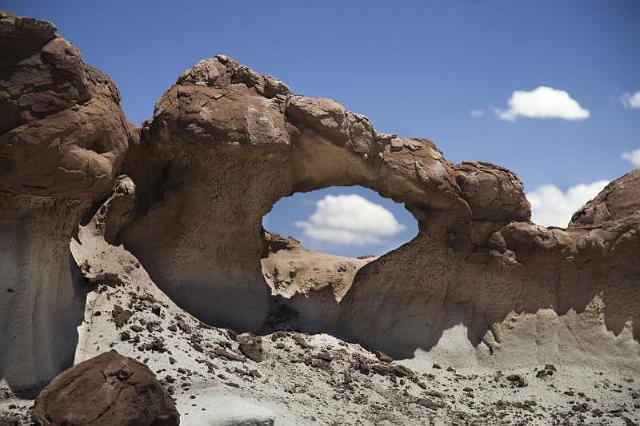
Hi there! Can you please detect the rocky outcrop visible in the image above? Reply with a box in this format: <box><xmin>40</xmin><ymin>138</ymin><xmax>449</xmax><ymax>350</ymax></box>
<box><xmin>112</xmin><ymin>54</ymin><xmax>640</xmax><ymax>370</ymax></box>
<box><xmin>260</xmin><ymin>231</ymin><xmax>374</xmax><ymax>333</ymax></box>
<box><xmin>48</xmin><ymin>198</ymin><xmax>640</xmax><ymax>425</ymax></box>
<box><xmin>570</xmin><ymin>169</ymin><xmax>640</xmax><ymax>228</ymax></box>
<box><xmin>32</xmin><ymin>351</ymin><xmax>179</xmax><ymax>426</ymax></box>
<box><xmin>0</xmin><ymin>12</ymin><xmax>129</xmax><ymax>391</ymax></box>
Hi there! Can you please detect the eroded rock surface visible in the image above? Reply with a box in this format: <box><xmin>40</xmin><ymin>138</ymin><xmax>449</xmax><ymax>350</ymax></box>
<box><xmin>261</xmin><ymin>231</ymin><xmax>373</xmax><ymax>301</ymax></box>
<box><xmin>50</xmin><ymin>208</ymin><xmax>640</xmax><ymax>424</ymax></box>
<box><xmin>260</xmin><ymin>231</ymin><xmax>374</xmax><ymax>333</ymax></box>
<box><xmin>0</xmin><ymin>12</ymin><xmax>129</xmax><ymax>391</ymax></box>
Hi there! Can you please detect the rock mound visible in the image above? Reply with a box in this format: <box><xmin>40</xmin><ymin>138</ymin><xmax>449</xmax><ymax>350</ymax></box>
<box><xmin>0</xmin><ymin>11</ymin><xmax>128</xmax><ymax>197</ymax></box>
<box><xmin>117</xmin><ymin>54</ymin><xmax>531</xmax><ymax>336</ymax></box>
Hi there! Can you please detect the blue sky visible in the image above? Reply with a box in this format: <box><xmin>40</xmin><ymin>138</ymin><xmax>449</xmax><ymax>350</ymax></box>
<box><xmin>7</xmin><ymin>0</ymin><xmax>639</xmax><ymax>256</ymax></box>
<box><xmin>264</xmin><ymin>187</ymin><xmax>420</xmax><ymax>257</ymax></box>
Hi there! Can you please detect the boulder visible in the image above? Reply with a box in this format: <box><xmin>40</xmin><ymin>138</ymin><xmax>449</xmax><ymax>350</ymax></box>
<box><xmin>32</xmin><ymin>351</ymin><xmax>179</xmax><ymax>426</ymax></box>
<box><xmin>453</xmin><ymin>161</ymin><xmax>531</xmax><ymax>224</ymax></box>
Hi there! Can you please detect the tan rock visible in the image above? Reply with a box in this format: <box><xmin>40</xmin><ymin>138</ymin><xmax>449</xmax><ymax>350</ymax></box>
<box><xmin>118</xmin><ymin>55</ymin><xmax>471</xmax><ymax>333</ymax></box>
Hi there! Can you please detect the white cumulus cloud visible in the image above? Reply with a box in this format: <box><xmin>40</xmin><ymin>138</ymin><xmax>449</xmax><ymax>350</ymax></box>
<box><xmin>497</xmin><ymin>86</ymin><xmax>590</xmax><ymax>122</ymax></box>
<box><xmin>295</xmin><ymin>194</ymin><xmax>405</xmax><ymax>246</ymax></box>
<box><xmin>622</xmin><ymin>90</ymin><xmax>640</xmax><ymax>109</ymax></box>
<box><xmin>622</xmin><ymin>148</ymin><xmax>640</xmax><ymax>167</ymax></box>
<box><xmin>527</xmin><ymin>180</ymin><xmax>609</xmax><ymax>228</ymax></box>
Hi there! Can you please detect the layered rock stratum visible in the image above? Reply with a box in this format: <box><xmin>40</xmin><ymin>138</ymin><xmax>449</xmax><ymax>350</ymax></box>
<box><xmin>1</xmin><ymin>12</ymin><xmax>639</xmax><ymax>425</ymax></box>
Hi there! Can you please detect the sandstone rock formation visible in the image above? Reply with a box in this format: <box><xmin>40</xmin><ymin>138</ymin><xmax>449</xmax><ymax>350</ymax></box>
<box><xmin>32</xmin><ymin>351</ymin><xmax>179</xmax><ymax>426</ymax></box>
<box><xmin>0</xmin><ymin>12</ymin><xmax>129</xmax><ymax>391</ymax></box>
<box><xmin>261</xmin><ymin>231</ymin><xmax>373</xmax><ymax>301</ymax></box>
<box><xmin>46</xmin><ymin>203</ymin><xmax>640</xmax><ymax>424</ymax></box>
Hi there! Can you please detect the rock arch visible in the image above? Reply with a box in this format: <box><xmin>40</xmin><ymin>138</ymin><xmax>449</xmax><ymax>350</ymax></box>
<box><xmin>117</xmin><ymin>56</ymin><xmax>529</xmax><ymax>332</ymax></box>
<box><xmin>117</xmin><ymin>56</ymin><xmax>640</xmax><ymax>368</ymax></box>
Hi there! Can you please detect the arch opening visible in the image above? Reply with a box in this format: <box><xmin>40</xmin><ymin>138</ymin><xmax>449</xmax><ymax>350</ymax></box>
<box><xmin>263</xmin><ymin>186</ymin><xmax>419</xmax><ymax>259</ymax></box>
<box><xmin>259</xmin><ymin>186</ymin><xmax>419</xmax><ymax>331</ymax></box>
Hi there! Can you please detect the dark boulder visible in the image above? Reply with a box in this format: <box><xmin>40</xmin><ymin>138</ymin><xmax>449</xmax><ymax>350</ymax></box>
<box><xmin>32</xmin><ymin>351</ymin><xmax>179</xmax><ymax>426</ymax></box>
